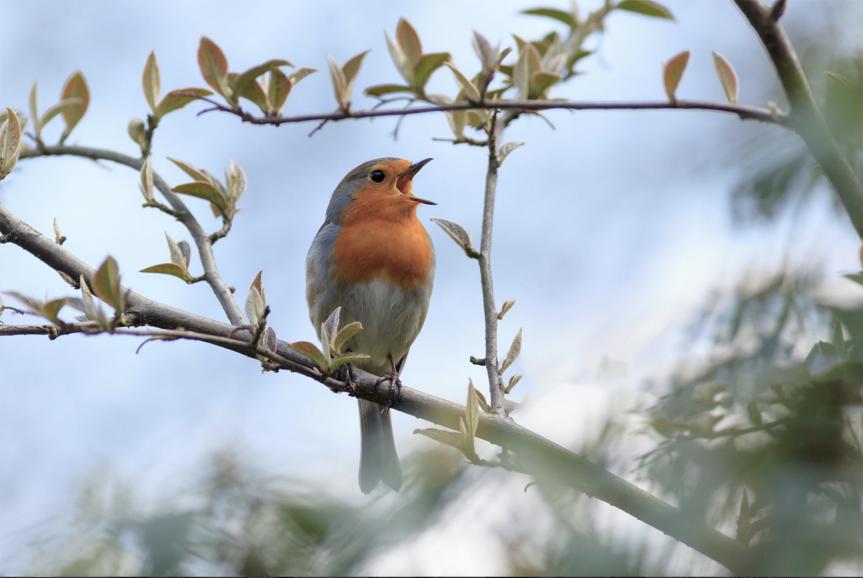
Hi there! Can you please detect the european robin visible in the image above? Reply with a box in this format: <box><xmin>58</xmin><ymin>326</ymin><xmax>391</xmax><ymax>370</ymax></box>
<box><xmin>306</xmin><ymin>157</ymin><xmax>436</xmax><ymax>493</ymax></box>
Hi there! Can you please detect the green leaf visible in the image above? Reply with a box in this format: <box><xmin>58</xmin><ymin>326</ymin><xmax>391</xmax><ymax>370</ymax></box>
<box><xmin>616</xmin><ymin>0</ymin><xmax>675</xmax><ymax>20</ymax></box>
<box><xmin>514</xmin><ymin>44</ymin><xmax>541</xmax><ymax>100</ymax></box>
<box><xmin>156</xmin><ymin>88</ymin><xmax>212</xmax><ymax>117</ymax></box>
<box><xmin>445</xmin><ymin>62</ymin><xmax>480</xmax><ymax>102</ymax></box>
<box><xmin>332</xmin><ymin>321</ymin><xmax>363</xmax><ymax>355</ymax></box>
<box><xmin>41</xmin><ymin>298</ymin><xmax>70</xmax><ymax>324</ymax></box>
<box><xmin>172</xmin><ymin>181</ymin><xmax>228</xmax><ymax>214</ymax></box>
<box><xmin>92</xmin><ymin>256</ymin><xmax>125</xmax><ymax>312</ymax></box>
<box><xmin>396</xmin><ymin>18</ymin><xmax>422</xmax><ymax>67</ymax></box>
<box><xmin>385</xmin><ymin>32</ymin><xmax>413</xmax><ymax>83</ymax></box>
<box><xmin>500</xmin><ymin>328</ymin><xmax>523</xmax><ymax>374</ymax></box>
<box><xmin>245</xmin><ymin>271</ymin><xmax>266</xmax><ymax>326</ymax></box>
<box><xmin>79</xmin><ymin>275</ymin><xmax>111</xmax><ymax>330</ymax></box>
<box><xmin>225</xmin><ymin>160</ymin><xmax>246</xmax><ymax>200</ymax></box>
<box><xmin>267</xmin><ymin>68</ymin><xmax>291</xmax><ymax>115</ymax></box>
<box><xmin>364</xmin><ymin>84</ymin><xmax>417</xmax><ymax>97</ymax></box>
<box><xmin>414</xmin><ymin>427</ymin><xmax>470</xmax><ymax>453</ymax></box>
<box><xmin>329</xmin><ymin>352</ymin><xmax>371</xmax><ymax>371</ymax></box>
<box><xmin>40</xmin><ymin>98</ymin><xmax>84</xmax><ymax>131</ymax></box>
<box><xmin>139</xmin><ymin>156</ymin><xmax>154</xmax><ymax>202</ymax></box>
<box><xmin>430</xmin><ymin>217</ymin><xmax>477</xmax><ymax>258</ymax></box>
<box><xmin>663</xmin><ymin>50</ymin><xmax>690</xmax><ymax>102</ymax></box>
<box><xmin>289</xmin><ymin>67</ymin><xmax>317</xmax><ymax>86</ymax></box>
<box><xmin>341</xmin><ymin>50</ymin><xmax>369</xmax><ymax>86</ymax></box>
<box><xmin>498</xmin><ymin>299</ymin><xmax>516</xmax><ymax>320</ymax></box>
<box><xmin>321</xmin><ymin>306</ymin><xmax>342</xmax><ymax>358</ymax></box>
<box><xmin>413</xmin><ymin>52</ymin><xmax>450</xmax><ymax>89</ymax></box>
<box><xmin>60</xmin><ymin>71</ymin><xmax>90</xmax><ymax>139</ymax></box>
<box><xmin>127</xmin><ymin>118</ymin><xmax>147</xmax><ymax>148</ymax></box>
<box><xmin>328</xmin><ymin>58</ymin><xmax>349</xmax><ymax>110</ymax></box>
<box><xmin>505</xmin><ymin>374</ymin><xmax>522</xmax><ymax>394</ymax></box>
<box><xmin>465</xmin><ymin>380</ymin><xmax>480</xmax><ymax>439</ymax></box>
<box><xmin>234</xmin><ymin>58</ymin><xmax>292</xmax><ymax>99</ymax></box>
<box><xmin>140</xmin><ymin>262</ymin><xmax>190</xmax><ymax>281</ymax></box>
<box><xmin>164</xmin><ymin>233</ymin><xmax>187</xmax><ymax>269</ymax></box>
<box><xmin>712</xmin><ymin>51</ymin><xmax>738</xmax><ymax>105</ymax></box>
<box><xmin>197</xmin><ymin>36</ymin><xmax>230</xmax><ymax>98</ymax></box>
<box><xmin>521</xmin><ymin>7</ymin><xmax>576</xmax><ymax>27</ymax></box>
<box><xmin>142</xmin><ymin>51</ymin><xmax>161</xmax><ymax>114</ymax></box>
<box><xmin>28</xmin><ymin>82</ymin><xmax>40</xmax><ymax>138</ymax></box>
<box><xmin>167</xmin><ymin>157</ymin><xmax>217</xmax><ymax>186</ymax></box>
<box><xmin>288</xmin><ymin>341</ymin><xmax>330</xmax><ymax>371</ymax></box>
<box><xmin>531</xmin><ymin>71</ymin><xmax>562</xmax><ymax>97</ymax></box>
<box><xmin>0</xmin><ymin>108</ymin><xmax>22</xmax><ymax>179</ymax></box>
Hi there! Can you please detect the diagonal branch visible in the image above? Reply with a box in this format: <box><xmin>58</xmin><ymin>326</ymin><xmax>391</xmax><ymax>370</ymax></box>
<box><xmin>0</xmin><ymin>200</ymin><xmax>752</xmax><ymax>574</ymax></box>
<box><xmin>19</xmin><ymin>144</ymin><xmax>247</xmax><ymax>325</ymax></box>
<box><xmin>732</xmin><ymin>0</ymin><xmax>863</xmax><ymax>239</ymax></box>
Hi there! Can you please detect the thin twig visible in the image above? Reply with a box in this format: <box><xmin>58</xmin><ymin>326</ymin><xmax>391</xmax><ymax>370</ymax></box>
<box><xmin>19</xmin><ymin>144</ymin><xmax>247</xmax><ymax>325</ymax></box>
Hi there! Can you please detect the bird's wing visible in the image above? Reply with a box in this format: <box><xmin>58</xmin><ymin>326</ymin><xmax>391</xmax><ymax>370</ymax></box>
<box><xmin>305</xmin><ymin>222</ymin><xmax>341</xmax><ymax>334</ymax></box>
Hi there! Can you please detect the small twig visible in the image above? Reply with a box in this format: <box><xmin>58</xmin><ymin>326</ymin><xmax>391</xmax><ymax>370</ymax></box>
<box><xmin>208</xmin><ymin>219</ymin><xmax>232</xmax><ymax>244</ymax></box>
<box><xmin>142</xmin><ymin>200</ymin><xmax>182</xmax><ymax>219</ymax></box>
<box><xmin>307</xmin><ymin>118</ymin><xmax>329</xmax><ymax>137</ymax></box>
<box><xmin>469</xmin><ymin>355</ymin><xmax>487</xmax><ymax>366</ymax></box>
<box><xmin>432</xmin><ymin>136</ymin><xmax>489</xmax><ymax>147</ymax></box>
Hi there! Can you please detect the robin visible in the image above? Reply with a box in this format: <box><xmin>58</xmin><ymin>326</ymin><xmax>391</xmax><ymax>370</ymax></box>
<box><xmin>306</xmin><ymin>157</ymin><xmax>436</xmax><ymax>493</ymax></box>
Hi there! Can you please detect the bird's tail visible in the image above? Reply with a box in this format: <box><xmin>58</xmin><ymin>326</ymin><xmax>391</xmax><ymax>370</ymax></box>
<box><xmin>358</xmin><ymin>399</ymin><xmax>403</xmax><ymax>493</ymax></box>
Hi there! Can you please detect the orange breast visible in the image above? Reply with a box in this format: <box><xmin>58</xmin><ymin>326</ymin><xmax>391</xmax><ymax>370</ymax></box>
<box><xmin>332</xmin><ymin>194</ymin><xmax>433</xmax><ymax>289</ymax></box>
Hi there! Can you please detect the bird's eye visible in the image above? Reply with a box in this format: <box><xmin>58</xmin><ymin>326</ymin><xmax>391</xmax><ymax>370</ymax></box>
<box><xmin>369</xmin><ymin>169</ymin><xmax>385</xmax><ymax>183</ymax></box>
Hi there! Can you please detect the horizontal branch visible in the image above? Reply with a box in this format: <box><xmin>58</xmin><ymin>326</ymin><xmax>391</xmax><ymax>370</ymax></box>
<box><xmin>0</xmin><ymin>201</ymin><xmax>750</xmax><ymax>572</ymax></box>
<box><xmin>19</xmin><ymin>144</ymin><xmax>247</xmax><ymax>325</ymax></box>
<box><xmin>202</xmin><ymin>97</ymin><xmax>783</xmax><ymax>127</ymax></box>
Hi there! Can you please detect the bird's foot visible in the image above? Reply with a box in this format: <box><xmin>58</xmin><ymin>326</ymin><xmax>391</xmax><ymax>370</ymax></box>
<box><xmin>373</xmin><ymin>371</ymin><xmax>402</xmax><ymax>409</ymax></box>
<box><xmin>334</xmin><ymin>363</ymin><xmax>358</xmax><ymax>396</ymax></box>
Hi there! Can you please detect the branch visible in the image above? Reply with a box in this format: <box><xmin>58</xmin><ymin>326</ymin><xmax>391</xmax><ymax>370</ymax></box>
<box><xmin>19</xmin><ymin>144</ymin><xmax>247</xmax><ymax>325</ymax></box>
<box><xmin>0</xmin><ymin>200</ymin><xmax>752</xmax><ymax>574</ymax></box>
<box><xmin>733</xmin><ymin>0</ymin><xmax>863</xmax><ymax>239</ymax></box>
<box><xmin>201</xmin><ymin>97</ymin><xmax>782</xmax><ymax>127</ymax></box>
<box><xmin>479</xmin><ymin>115</ymin><xmax>504</xmax><ymax>412</ymax></box>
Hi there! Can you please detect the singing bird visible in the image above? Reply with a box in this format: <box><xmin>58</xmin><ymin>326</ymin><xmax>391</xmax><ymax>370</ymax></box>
<box><xmin>306</xmin><ymin>157</ymin><xmax>436</xmax><ymax>493</ymax></box>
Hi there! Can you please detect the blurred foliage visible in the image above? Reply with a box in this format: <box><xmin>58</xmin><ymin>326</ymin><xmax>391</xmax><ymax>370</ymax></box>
<box><xmin>641</xmin><ymin>270</ymin><xmax>863</xmax><ymax>575</ymax></box>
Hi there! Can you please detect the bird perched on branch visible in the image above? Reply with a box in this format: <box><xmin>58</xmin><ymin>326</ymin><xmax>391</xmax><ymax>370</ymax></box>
<box><xmin>306</xmin><ymin>157</ymin><xmax>436</xmax><ymax>493</ymax></box>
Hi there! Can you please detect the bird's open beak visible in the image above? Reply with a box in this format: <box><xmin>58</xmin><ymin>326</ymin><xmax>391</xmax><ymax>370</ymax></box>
<box><xmin>398</xmin><ymin>158</ymin><xmax>436</xmax><ymax>205</ymax></box>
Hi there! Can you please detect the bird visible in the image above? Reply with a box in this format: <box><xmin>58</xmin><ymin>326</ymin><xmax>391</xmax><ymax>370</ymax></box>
<box><xmin>306</xmin><ymin>157</ymin><xmax>436</xmax><ymax>493</ymax></box>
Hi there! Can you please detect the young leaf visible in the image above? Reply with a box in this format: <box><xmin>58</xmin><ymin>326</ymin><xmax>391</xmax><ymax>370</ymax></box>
<box><xmin>288</xmin><ymin>341</ymin><xmax>330</xmax><ymax>371</ymax></box>
<box><xmin>396</xmin><ymin>18</ymin><xmax>422</xmax><ymax>67</ymax></box>
<box><xmin>513</xmin><ymin>44</ymin><xmax>539</xmax><ymax>100</ymax></box>
<box><xmin>321</xmin><ymin>306</ymin><xmax>342</xmax><ymax>353</ymax></box>
<box><xmin>663</xmin><ymin>50</ymin><xmax>690</xmax><ymax>102</ymax></box>
<box><xmin>414</xmin><ymin>427</ymin><xmax>470</xmax><ymax>454</ymax></box>
<box><xmin>267</xmin><ymin>68</ymin><xmax>291</xmax><ymax>115</ymax></box>
<box><xmin>139</xmin><ymin>156</ymin><xmax>154</xmax><ymax>202</ymax></box>
<box><xmin>40</xmin><ymin>98</ymin><xmax>84</xmax><ymax>131</ymax></box>
<box><xmin>472</xmin><ymin>31</ymin><xmax>496</xmax><ymax>72</ymax></box>
<box><xmin>0</xmin><ymin>108</ymin><xmax>22</xmax><ymax>180</ymax></box>
<box><xmin>127</xmin><ymin>118</ymin><xmax>147</xmax><ymax>148</ymax></box>
<box><xmin>225</xmin><ymin>160</ymin><xmax>247</xmax><ymax>200</ymax></box>
<box><xmin>498</xmin><ymin>141</ymin><xmax>525</xmax><ymax>164</ymax></box>
<box><xmin>364</xmin><ymin>84</ymin><xmax>416</xmax><ymax>97</ymax></box>
<box><xmin>505</xmin><ymin>374</ymin><xmax>523</xmax><ymax>394</ymax></box>
<box><xmin>79</xmin><ymin>275</ymin><xmax>111</xmax><ymax>330</ymax></box>
<box><xmin>341</xmin><ymin>50</ymin><xmax>369</xmax><ymax>86</ymax></box>
<box><xmin>413</xmin><ymin>52</ymin><xmax>450</xmax><ymax>89</ymax></box>
<box><xmin>60</xmin><ymin>71</ymin><xmax>90</xmax><ymax>139</ymax></box>
<box><xmin>445</xmin><ymin>62</ymin><xmax>480</xmax><ymax>102</ymax></box>
<box><xmin>498</xmin><ymin>299</ymin><xmax>516</xmax><ymax>320</ymax></box>
<box><xmin>167</xmin><ymin>157</ymin><xmax>211</xmax><ymax>183</ymax></box>
<box><xmin>327</xmin><ymin>58</ymin><xmax>349</xmax><ymax>110</ymax></box>
<box><xmin>521</xmin><ymin>7</ymin><xmax>576</xmax><ymax>27</ymax></box>
<box><xmin>329</xmin><ymin>352</ymin><xmax>371</xmax><ymax>372</ymax></box>
<box><xmin>164</xmin><ymin>233</ymin><xmax>186</xmax><ymax>269</ymax></box>
<box><xmin>53</xmin><ymin>217</ymin><xmax>66</xmax><ymax>245</ymax></box>
<box><xmin>155</xmin><ymin>88</ymin><xmax>212</xmax><ymax>118</ymax></box>
<box><xmin>465</xmin><ymin>380</ymin><xmax>480</xmax><ymax>439</ymax></box>
<box><xmin>140</xmin><ymin>262</ymin><xmax>189</xmax><ymax>281</ymax></box>
<box><xmin>616</xmin><ymin>0</ymin><xmax>675</xmax><ymax>20</ymax></box>
<box><xmin>142</xmin><ymin>51</ymin><xmax>161</xmax><ymax>114</ymax></box>
<box><xmin>499</xmin><ymin>328</ymin><xmax>523</xmax><ymax>374</ymax></box>
<box><xmin>198</xmin><ymin>37</ymin><xmax>230</xmax><ymax>98</ymax></box>
<box><xmin>332</xmin><ymin>321</ymin><xmax>363</xmax><ymax>355</ymax></box>
<box><xmin>712</xmin><ymin>51</ymin><xmax>738</xmax><ymax>105</ymax></box>
<box><xmin>289</xmin><ymin>67</ymin><xmax>317</xmax><ymax>86</ymax></box>
<box><xmin>234</xmin><ymin>59</ymin><xmax>292</xmax><ymax>99</ymax></box>
<box><xmin>28</xmin><ymin>82</ymin><xmax>39</xmax><ymax>137</ymax></box>
<box><xmin>172</xmin><ymin>182</ymin><xmax>228</xmax><ymax>214</ymax></box>
<box><xmin>430</xmin><ymin>218</ymin><xmax>478</xmax><ymax>258</ymax></box>
<box><xmin>92</xmin><ymin>255</ymin><xmax>125</xmax><ymax>312</ymax></box>
<box><xmin>385</xmin><ymin>32</ymin><xmax>413</xmax><ymax>83</ymax></box>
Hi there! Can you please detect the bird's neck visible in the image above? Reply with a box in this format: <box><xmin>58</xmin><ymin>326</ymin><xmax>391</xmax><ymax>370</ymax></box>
<box><xmin>340</xmin><ymin>193</ymin><xmax>418</xmax><ymax>226</ymax></box>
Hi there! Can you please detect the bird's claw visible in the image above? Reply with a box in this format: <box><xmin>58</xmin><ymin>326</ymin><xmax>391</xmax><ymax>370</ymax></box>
<box><xmin>373</xmin><ymin>371</ymin><xmax>402</xmax><ymax>409</ymax></box>
<box><xmin>334</xmin><ymin>363</ymin><xmax>358</xmax><ymax>396</ymax></box>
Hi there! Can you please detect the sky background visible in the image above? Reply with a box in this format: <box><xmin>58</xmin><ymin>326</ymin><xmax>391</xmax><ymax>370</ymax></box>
<box><xmin>1</xmin><ymin>0</ymin><xmax>862</xmax><ymax>573</ymax></box>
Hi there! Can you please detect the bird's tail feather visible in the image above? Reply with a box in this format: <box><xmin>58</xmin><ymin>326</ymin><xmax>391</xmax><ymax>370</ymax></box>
<box><xmin>358</xmin><ymin>399</ymin><xmax>402</xmax><ymax>493</ymax></box>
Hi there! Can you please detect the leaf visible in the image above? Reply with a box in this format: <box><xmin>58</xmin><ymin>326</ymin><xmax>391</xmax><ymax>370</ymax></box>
<box><xmin>531</xmin><ymin>71</ymin><xmax>562</xmax><ymax>98</ymax></box>
<box><xmin>197</xmin><ymin>36</ymin><xmax>230</xmax><ymax>98</ymax></box>
<box><xmin>465</xmin><ymin>380</ymin><xmax>480</xmax><ymax>439</ymax></box>
<box><xmin>498</xmin><ymin>141</ymin><xmax>524</xmax><ymax>164</ymax></box>
<box><xmin>79</xmin><ymin>275</ymin><xmax>111</xmax><ymax>330</ymax></box>
<box><xmin>28</xmin><ymin>82</ymin><xmax>39</xmax><ymax>136</ymax></box>
<box><xmin>288</xmin><ymin>341</ymin><xmax>330</xmax><ymax>370</ymax></box>
<box><xmin>41</xmin><ymin>298</ymin><xmax>70</xmax><ymax>324</ymax></box>
<box><xmin>225</xmin><ymin>160</ymin><xmax>247</xmax><ymax>200</ymax></box>
<box><xmin>663</xmin><ymin>50</ymin><xmax>690</xmax><ymax>102</ymax></box>
<box><xmin>245</xmin><ymin>283</ymin><xmax>266</xmax><ymax>327</ymax></box>
<box><xmin>498</xmin><ymin>299</ymin><xmax>516</xmax><ymax>320</ymax></box>
<box><xmin>500</xmin><ymin>328</ymin><xmax>523</xmax><ymax>374</ymax></box>
<box><xmin>167</xmin><ymin>157</ymin><xmax>211</xmax><ymax>183</ymax></box>
<box><xmin>92</xmin><ymin>255</ymin><xmax>124</xmax><ymax>312</ymax></box>
<box><xmin>234</xmin><ymin>58</ymin><xmax>292</xmax><ymax>99</ymax></box>
<box><xmin>177</xmin><ymin>241</ymin><xmax>191</xmax><ymax>269</ymax></box>
<box><xmin>0</xmin><ymin>108</ymin><xmax>22</xmax><ymax>179</ymax></box>
<box><xmin>445</xmin><ymin>62</ymin><xmax>480</xmax><ymax>102</ymax></box>
<box><xmin>413</xmin><ymin>52</ymin><xmax>450</xmax><ymax>89</ymax></box>
<box><xmin>472</xmin><ymin>31</ymin><xmax>496</xmax><ymax>72</ymax></box>
<box><xmin>60</xmin><ymin>71</ymin><xmax>90</xmax><ymax>139</ymax></box>
<box><xmin>712</xmin><ymin>51</ymin><xmax>738</xmax><ymax>105</ymax></box>
<box><xmin>156</xmin><ymin>88</ymin><xmax>212</xmax><ymax>117</ymax></box>
<box><xmin>127</xmin><ymin>118</ymin><xmax>147</xmax><ymax>148</ymax></box>
<box><xmin>329</xmin><ymin>352</ymin><xmax>371</xmax><ymax>371</ymax></box>
<box><xmin>396</xmin><ymin>18</ymin><xmax>422</xmax><ymax>67</ymax></box>
<box><xmin>431</xmin><ymin>218</ymin><xmax>477</xmax><ymax>258</ymax></box>
<box><xmin>341</xmin><ymin>50</ymin><xmax>369</xmax><ymax>86</ymax></box>
<box><xmin>616</xmin><ymin>0</ymin><xmax>675</xmax><ymax>20</ymax></box>
<box><xmin>414</xmin><ymin>428</ymin><xmax>470</xmax><ymax>452</ymax></box>
<box><xmin>40</xmin><ymin>98</ymin><xmax>84</xmax><ymax>130</ymax></box>
<box><xmin>521</xmin><ymin>7</ymin><xmax>576</xmax><ymax>27</ymax></box>
<box><xmin>53</xmin><ymin>217</ymin><xmax>66</xmax><ymax>245</ymax></box>
<box><xmin>172</xmin><ymin>182</ymin><xmax>228</xmax><ymax>214</ymax></box>
<box><xmin>321</xmin><ymin>306</ymin><xmax>342</xmax><ymax>356</ymax></box>
<box><xmin>164</xmin><ymin>233</ymin><xmax>186</xmax><ymax>269</ymax></box>
<box><xmin>235</xmin><ymin>78</ymin><xmax>268</xmax><ymax>113</ymax></box>
<box><xmin>385</xmin><ymin>32</ymin><xmax>413</xmax><ymax>83</ymax></box>
<box><xmin>332</xmin><ymin>321</ymin><xmax>363</xmax><ymax>355</ymax></box>
<box><xmin>364</xmin><ymin>84</ymin><xmax>417</xmax><ymax>97</ymax></box>
<box><xmin>514</xmin><ymin>44</ymin><xmax>541</xmax><ymax>100</ymax></box>
<box><xmin>289</xmin><ymin>67</ymin><xmax>317</xmax><ymax>86</ymax></box>
<box><xmin>139</xmin><ymin>156</ymin><xmax>154</xmax><ymax>202</ymax></box>
<box><xmin>140</xmin><ymin>262</ymin><xmax>189</xmax><ymax>281</ymax></box>
<box><xmin>267</xmin><ymin>68</ymin><xmax>291</xmax><ymax>115</ymax></box>
<box><xmin>328</xmin><ymin>58</ymin><xmax>348</xmax><ymax>110</ymax></box>
<box><xmin>505</xmin><ymin>374</ymin><xmax>522</xmax><ymax>394</ymax></box>
<box><xmin>142</xmin><ymin>51</ymin><xmax>161</xmax><ymax>114</ymax></box>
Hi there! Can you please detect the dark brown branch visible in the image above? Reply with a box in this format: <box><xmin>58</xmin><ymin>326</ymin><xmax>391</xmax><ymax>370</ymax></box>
<box><xmin>733</xmin><ymin>0</ymin><xmax>863</xmax><ymax>239</ymax></box>
<box><xmin>0</xmin><ymin>201</ymin><xmax>751</xmax><ymax>573</ymax></box>
<box><xmin>201</xmin><ymin>97</ymin><xmax>782</xmax><ymax>127</ymax></box>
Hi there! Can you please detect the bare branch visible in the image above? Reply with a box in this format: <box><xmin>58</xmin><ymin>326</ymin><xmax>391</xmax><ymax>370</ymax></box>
<box><xmin>201</xmin><ymin>98</ymin><xmax>782</xmax><ymax>127</ymax></box>
<box><xmin>0</xmin><ymin>200</ymin><xmax>750</xmax><ymax>573</ymax></box>
<box><xmin>19</xmin><ymin>144</ymin><xmax>247</xmax><ymax>324</ymax></box>
<box><xmin>733</xmin><ymin>0</ymin><xmax>863</xmax><ymax>239</ymax></box>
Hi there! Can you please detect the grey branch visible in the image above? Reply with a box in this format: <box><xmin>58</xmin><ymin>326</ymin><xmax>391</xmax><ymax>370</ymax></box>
<box><xmin>19</xmin><ymin>145</ymin><xmax>247</xmax><ymax>325</ymax></box>
<box><xmin>733</xmin><ymin>0</ymin><xmax>863</xmax><ymax>240</ymax></box>
<box><xmin>0</xmin><ymin>199</ymin><xmax>750</xmax><ymax>574</ymax></box>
